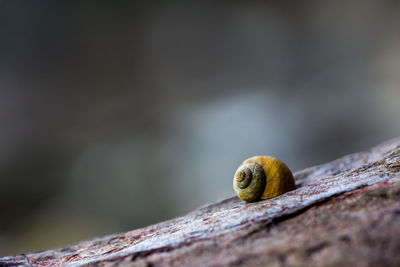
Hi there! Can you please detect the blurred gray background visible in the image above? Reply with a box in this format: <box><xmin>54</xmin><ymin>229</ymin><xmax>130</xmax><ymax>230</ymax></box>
<box><xmin>1</xmin><ymin>0</ymin><xmax>400</xmax><ymax>256</ymax></box>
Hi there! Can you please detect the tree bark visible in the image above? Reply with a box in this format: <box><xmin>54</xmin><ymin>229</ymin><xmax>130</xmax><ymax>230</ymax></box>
<box><xmin>1</xmin><ymin>138</ymin><xmax>400</xmax><ymax>266</ymax></box>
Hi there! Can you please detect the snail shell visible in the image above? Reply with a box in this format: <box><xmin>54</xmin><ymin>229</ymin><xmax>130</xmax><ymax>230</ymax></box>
<box><xmin>233</xmin><ymin>156</ymin><xmax>296</xmax><ymax>202</ymax></box>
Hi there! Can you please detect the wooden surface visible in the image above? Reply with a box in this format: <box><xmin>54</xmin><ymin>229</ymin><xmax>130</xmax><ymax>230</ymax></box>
<box><xmin>1</xmin><ymin>138</ymin><xmax>400</xmax><ymax>266</ymax></box>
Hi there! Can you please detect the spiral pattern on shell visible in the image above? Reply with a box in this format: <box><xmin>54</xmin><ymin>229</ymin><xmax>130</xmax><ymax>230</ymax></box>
<box><xmin>233</xmin><ymin>156</ymin><xmax>296</xmax><ymax>203</ymax></box>
<box><xmin>233</xmin><ymin>163</ymin><xmax>266</xmax><ymax>202</ymax></box>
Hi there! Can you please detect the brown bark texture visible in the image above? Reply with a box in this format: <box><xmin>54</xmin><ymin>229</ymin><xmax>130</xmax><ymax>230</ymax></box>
<box><xmin>1</xmin><ymin>138</ymin><xmax>400</xmax><ymax>267</ymax></box>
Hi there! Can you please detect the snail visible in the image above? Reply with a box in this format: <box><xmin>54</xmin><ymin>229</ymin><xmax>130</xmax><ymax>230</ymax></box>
<box><xmin>233</xmin><ymin>156</ymin><xmax>296</xmax><ymax>202</ymax></box>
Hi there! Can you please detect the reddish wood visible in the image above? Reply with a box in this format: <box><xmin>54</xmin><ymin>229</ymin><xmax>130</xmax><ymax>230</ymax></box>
<box><xmin>1</xmin><ymin>138</ymin><xmax>400</xmax><ymax>266</ymax></box>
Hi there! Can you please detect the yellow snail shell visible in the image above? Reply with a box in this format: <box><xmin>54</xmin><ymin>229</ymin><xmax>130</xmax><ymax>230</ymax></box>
<box><xmin>233</xmin><ymin>156</ymin><xmax>296</xmax><ymax>202</ymax></box>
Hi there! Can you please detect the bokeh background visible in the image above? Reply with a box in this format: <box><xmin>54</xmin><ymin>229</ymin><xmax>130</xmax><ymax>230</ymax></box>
<box><xmin>1</xmin><ymin>0</ymin><xmax>400</xmax><ymax>256</ymax></box>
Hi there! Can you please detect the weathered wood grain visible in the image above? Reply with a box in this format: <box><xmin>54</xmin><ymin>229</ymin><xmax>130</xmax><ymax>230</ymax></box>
<box><xmin>1</xmin><ymin>138</ymin><xmax>400</xmax><ymax>266</ymax></box>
